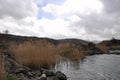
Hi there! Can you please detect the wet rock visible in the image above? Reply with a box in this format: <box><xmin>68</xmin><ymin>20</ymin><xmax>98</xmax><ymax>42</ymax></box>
<box><xmin>55</xmin><ymin>71</ymin><xmax>67</xmax><ymax>80</ymax></box>
<box><xmin>34</xmin><ymin>71</ymin><xmax>42</xmax><ymax>77</ymax></box>
<box><xmin>15</xmin><ymin>67</ymin><xmax>25</xmax><ymax>74</ymax></box>
<box><xmin>7</xmin><ymin>57</ymin><xmax>21</xmax><ymax>68</ymax></box>
<box><xmin>17</xmin><ymin>73</ymin><xmax>27</xmax><ymax>80</ymax></box>
<box><xmin>27</xmin><ymin>72</ymin><xmax>34</xmax><ymax>77</ymax></box>
<box><xmin>14</xmin><ymin>67</ymin><xmax>30</xmax><ymax>74</ymax></box>
<box><xmin>39</xmin><ymin>77</ymin><xmax>47</xmax><ymax>80</ymax></box>
<box><xmin>41</xmin><ymin>74</ymin><xmax>47</xmax><ymax>77</ymax></box>
<box><xmin>39</xmin><ymin>74</ymin><xmax>47</xmax><ymax>80</ymax></box>
<box><xmin>47</xmin><ymin>76</ymin><xmax>59</xmax><ymax>80</ymax></box>
<box><xmin>42</xmin><ymin>70</ymin><xmax>54</xmax><ymax>77</ymax></box>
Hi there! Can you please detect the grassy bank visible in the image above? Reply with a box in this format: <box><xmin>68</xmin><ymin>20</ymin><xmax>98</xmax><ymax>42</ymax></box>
<box><xmin>9</xmin><ymin>41</ymin><xmax>85</xmax><ymax>69</ymax></box>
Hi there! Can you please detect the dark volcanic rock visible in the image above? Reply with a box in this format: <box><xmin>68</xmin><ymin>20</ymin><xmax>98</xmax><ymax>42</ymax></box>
<box><xmin>55</xmin><ymin>71</ymin><xmax>67</xmax><ymax>80</ymax></box>
<box><xmin>47</xmin><ymin>76</ymin><xmax>59</xmax><ymax>80</ymax></box>
<box><xmin>39</xmin><ymin>77</ymin><xmax>47</xmax><ymax>80</ymax></box>
<box><xmin>42</xmin><ymin>70</ymin><xmax>55</xmax><ymax>77</ymax></box>
<box><xmin>15</xmin><ymin>67</ymin><xmax>26</xmax><ymax>74</ymax></box>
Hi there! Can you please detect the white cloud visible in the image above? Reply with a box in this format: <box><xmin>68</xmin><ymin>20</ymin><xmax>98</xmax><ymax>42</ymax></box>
<box><xmin>0</xmin><ymin>0</ymin><xmax>120</xmax><ymax>41</ymax></box>
<box><xmin>35</xmin><ymin>18</ymin><xmax>70</xmax><ymax>38</ymax></box>
<box><xmin>0</xmin><ymin>0</ymin><xmax>38</xmax><ymax>19</ymax></box>
<box><xmin>42</xmin><ymin>0</ymin><xmax>103</xmax><ymax>17</ymax></box>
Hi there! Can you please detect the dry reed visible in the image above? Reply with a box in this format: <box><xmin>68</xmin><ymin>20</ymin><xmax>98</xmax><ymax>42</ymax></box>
<box><xmin>0</xmin><ymin>54</ymin><xmax>7</xmax><ymax>80</ymax></box>
<box><xmin>10</xmin><ymin>41</ymin><xmax>57</xmax><ymax>68</ymax></box>
<box><xmin>9</xmin><ymin>41</ymin><xmax>85</xmax><ymax>68</ymax></box>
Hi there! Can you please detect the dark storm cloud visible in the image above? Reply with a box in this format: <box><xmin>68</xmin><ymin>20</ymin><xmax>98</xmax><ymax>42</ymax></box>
<box><xmin>101</xmin><ymin>0</ymin><xmax>120</xmax><ymax>14</ymax></box>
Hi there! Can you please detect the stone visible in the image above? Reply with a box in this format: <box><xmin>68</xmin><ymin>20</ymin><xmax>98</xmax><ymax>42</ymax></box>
<box><xmin>15</xmin><ymin>67</ymin><xmax>25</xmax><ymax>74</ymax></box>
<box><xmin>27</xmin><ymin>72</ymin><xmax>34</xmax><ymax>77</ymax></box>
<box><xmin>39</xmin><ymin>77</ymin><xmax>47</xmax><ymax>80</ymax></box>
<box><xmin>47</xmin><ymin>76</ymin><xmax>59</xmax><ymax>80</ymax></box>
<box><xmin>41</xmin><ymin>74</ymin><xmax>46</xmax><ymax>77</ymax></box>
<box><xmin>55</xmin><ymin>71</ymin><xmax>67</xmax><ymax>80</ymax></box>
<box><xmin>42</xmin><ymin>70</ymin><xmax>55</xmax><ymax>77</ymax></box>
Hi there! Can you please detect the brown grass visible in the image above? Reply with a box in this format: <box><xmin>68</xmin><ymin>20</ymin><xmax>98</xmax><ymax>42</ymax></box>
<box><xmin>96</xmin><ymin>44</ymin><xmax>120</xmax><ymax>52</ymax></box>
<box><xmin>96</xmin><ymin>44</ymin><xmax>109</xmax><ymax>52</ymax></box>
<box><xmin>56</xmin><ymin>43</ymin><xmax>85</xmax><ymax>60</ymax></box>
<box><xmin>9</xmin><ymin>41</ymin><xmax>85</xmax><ymax>68</ymax></box>
<box><xmin>0</xmin><ymin>54</ymin><xmax>7</xmax><ymax>80</ymax></box>
<box><xmin>67</xmin><ymin>48</ymin><xmax>84</xmax><ymax>60</ymax></box>
<box><xmin>10</xmin><ymin>41</ymin><xmax>57</xmax><ymax>68</ymax></box>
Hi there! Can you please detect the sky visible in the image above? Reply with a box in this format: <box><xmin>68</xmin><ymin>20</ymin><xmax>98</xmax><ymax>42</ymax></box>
<box><xmin>0</xmin><ymin>0</ymin><xmax>120</xmax><ymax>41</ymax></box>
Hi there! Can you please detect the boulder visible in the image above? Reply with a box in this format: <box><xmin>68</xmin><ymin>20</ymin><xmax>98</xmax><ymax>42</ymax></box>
<box><xmin>55</xmin><ymin>71</ymin><xmax>67</xmax><ymax>80</ymax></box>
<box><xmin>39</xmin><ymin>74</ymin><xmax>47</xmax><ymax>80</ymax></box>
<box><xmin>15</xmin><ymin>67</ymin><xmax>26</xmax><ymax>74</ymax></box>
<box><xmin>47</xmin><ymin>76</ymin><xmax>59</xmax><ymax>80</ymax></box>
<box><xmin>39</xmin><ymin>77</ymin><xmax>47</xmax><ymax>80</ymax></box>
<box><xmin>27</xmin><ymin>72</ymin><xmax>34</xmax><ymax>77</ymax></box>
<box><xmin>42</xmin><ymin>70</ymin><xmax>55</xmax><ymax>77</ymax></box>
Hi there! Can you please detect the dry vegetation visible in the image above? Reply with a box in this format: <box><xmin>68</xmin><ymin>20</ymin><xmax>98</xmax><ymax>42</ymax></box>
<box><xmin>56</xmin><ymin>43</ymin><xmax>85</xmax><ymax>60</ymax></box>
<box><xmin>0</xmin><ymin>54</ymin><xmax>7</xmax><ymax>80</ymax></box>
<box><xmin>96</xmin><ymin>44</ymin><xmax>120</xmax><ymax>52</ymax></box>
<box><xmin>96</xmin><ymin>44</ymin><xmax>109</xmax><ymax>52</ymax></box>
<box><xmin>9</xmin><ymin>40</ymin><xmax>85</xmax><ymax>69</ymax></box>
<box><xmin>10</xmin><ymin>41</ymin><xmax>57</xmax><ymax>68</ymax></box>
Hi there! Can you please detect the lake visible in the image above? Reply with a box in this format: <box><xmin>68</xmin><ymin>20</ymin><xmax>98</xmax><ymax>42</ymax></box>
<box><xmin>54</xmin><ymin>54</ymin><xmax>120</xmax><ymax>80</ymax></box>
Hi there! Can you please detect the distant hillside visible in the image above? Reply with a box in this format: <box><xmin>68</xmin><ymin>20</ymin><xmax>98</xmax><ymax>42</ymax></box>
<box><xmin>0</xmin><ymin>33</ymin><xmax>102</xmax><ymax>57</ymax></box>
<box><xmin>0</xmin><ymin>33</ymin><xmax>57</xmax><ymax>44</ymax></box>
<box><xmin>96</xmin><ymin>38</ymin><xmax>120</xmax><ymax>52</ymax></box>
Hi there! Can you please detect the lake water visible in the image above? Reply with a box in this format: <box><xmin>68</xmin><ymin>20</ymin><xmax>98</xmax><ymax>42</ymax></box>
<box><xmin>54</xmin><ymin>54</ymin><xmax>120</xmax><ymax>80</ymax></box>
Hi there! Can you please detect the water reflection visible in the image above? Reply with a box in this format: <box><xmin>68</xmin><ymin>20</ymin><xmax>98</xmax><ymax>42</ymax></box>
<box><xmin>54</xmin><ymin>54</ymin><xmax>120</xmax><ymax>80</ymax></box>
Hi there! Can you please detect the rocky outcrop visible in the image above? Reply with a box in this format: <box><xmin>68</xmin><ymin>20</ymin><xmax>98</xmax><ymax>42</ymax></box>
<box><xmin>0</xmin><ymin>35</ymin><xmax>64</xmax><ymax>79</ymax></box>
<box><xmin>1</xmin><ymin>49</ymin><xmax>67</xmax><ymax>80</ymax></box>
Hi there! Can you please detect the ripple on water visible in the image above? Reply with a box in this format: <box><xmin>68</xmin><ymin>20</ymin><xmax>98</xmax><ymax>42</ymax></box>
<box><xmin>54</xmin><ymin>54</ymin><xmax>120</xmax><ymax>80</ymax></box>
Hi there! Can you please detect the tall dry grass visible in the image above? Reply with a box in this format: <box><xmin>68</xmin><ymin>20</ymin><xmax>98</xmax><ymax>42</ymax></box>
<box><xmin>96</xmin><ymin>45</ymin><xmax>109</xmax><ymax>52</ymax></box>
<box><xmin>9</xmin><ymin>41</ymin><xmax>85</xmax><ymax>68</ymax></box>
<box><xmin>56</xmin><ymin>43</ymin><xmax>85</xmax><ymax>60</ymax></box>
<box><xmin>10</xmin><ymin>41</ymin><xmax>57</xmax><ymax>68</ymax></box>
<box><xmin>67</xmin><ymin>48</ymin><xmax>84</xmax><ymax>60</ymax></box>
<box><xmin>96</xmin><ymin>44</ymin><xmax>120</xmax><ymax>52</ymax></box>
<box><xmin>0</xmin><ymin>54</ymin><xmax>7</xmax><ymax>80</ymax></box>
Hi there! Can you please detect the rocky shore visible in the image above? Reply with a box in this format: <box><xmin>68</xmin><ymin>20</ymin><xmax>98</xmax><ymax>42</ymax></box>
<box><xmin>1</xmin><ymin>51</ymin><xmax>67</xmax><ymax>80</ymax></box>
<box><xmin>0</xmin><ymin>33</ymin><xmax>120</xmax><ymax>80</ymax></box>
<box><xmin>0</xmin><ymin>33</ymin><xmax>68</xmax><ymax>80</ymax></box>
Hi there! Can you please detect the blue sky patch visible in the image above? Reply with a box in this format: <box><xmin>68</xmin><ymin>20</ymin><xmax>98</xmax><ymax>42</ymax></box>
<box><xmin>37</xmin><ymin>0</ymin><xmax>65</xmax><ymax>19</ymax></box>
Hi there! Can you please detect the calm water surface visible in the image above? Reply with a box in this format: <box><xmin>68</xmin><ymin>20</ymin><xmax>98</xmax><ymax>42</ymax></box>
<box><xmin>54</xmin><ymin>54</ymin><xmax>120</xmax><ymax>80</ymax></box>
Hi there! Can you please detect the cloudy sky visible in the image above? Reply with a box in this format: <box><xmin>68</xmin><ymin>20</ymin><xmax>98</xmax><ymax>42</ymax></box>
<box><xmin>0</xmin><ymin>0</ymin><xmax>120</xmax><ymax>41</ymax></box>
